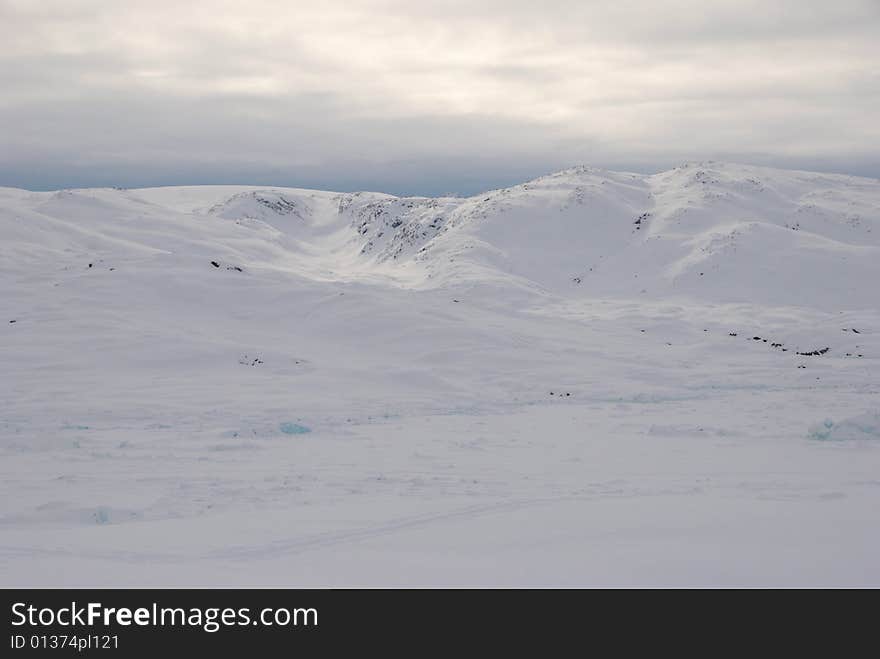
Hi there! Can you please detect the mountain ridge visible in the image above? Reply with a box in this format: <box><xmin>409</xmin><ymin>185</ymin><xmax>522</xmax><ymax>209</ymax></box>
<box><xmin>2</xmin><ymin>161</ymin><xmax>878</xmax><ymax>307</ymax></box>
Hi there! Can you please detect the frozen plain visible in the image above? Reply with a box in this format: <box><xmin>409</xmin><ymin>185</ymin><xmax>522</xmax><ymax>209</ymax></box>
<box><xmin>1</xmin><ymin>161</ymin><xmax>879</xmax><ymax>586</ymax></box>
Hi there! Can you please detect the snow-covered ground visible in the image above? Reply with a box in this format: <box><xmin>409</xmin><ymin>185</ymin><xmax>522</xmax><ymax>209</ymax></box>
<box><xmin>1</xmin><ymin>161</ymin><xmax>878</xmax><ymax>586</ymax></box>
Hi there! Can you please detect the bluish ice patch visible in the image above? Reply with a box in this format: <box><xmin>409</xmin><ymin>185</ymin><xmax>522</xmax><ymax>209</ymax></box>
<box><xmin>808</xmin><ymin>413</ymin><xmax>880</xmax><ymax>441</ymax></box>
<box><xmin>808</xmin><ymin>419</ymin><xmax>836</xmax><ymax>441</ymax></box>
<box><xmin>280</xmin><ymin>422</ymin><xmax>311</xmax><ymax>435</ymax></box>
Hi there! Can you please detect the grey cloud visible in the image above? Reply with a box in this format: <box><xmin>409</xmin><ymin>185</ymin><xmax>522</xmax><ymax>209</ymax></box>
<box><xmin>0</xmin><ymin>0</ymin><xmax>878</xmax><ymax>193</ymax></box>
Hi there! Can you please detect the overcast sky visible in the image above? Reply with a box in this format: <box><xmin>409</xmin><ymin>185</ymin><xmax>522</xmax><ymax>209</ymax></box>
<box><xmin>1</xmin><ymin>0</ymin><xmax>878</xmax><ymax>195</ymax></box>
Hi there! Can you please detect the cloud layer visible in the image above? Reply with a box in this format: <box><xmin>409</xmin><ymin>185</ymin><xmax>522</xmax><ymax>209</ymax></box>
<box><xmin>1</xmin><ymin>0</ymin><xmax>878</xmax><ymax>194</ymax></box>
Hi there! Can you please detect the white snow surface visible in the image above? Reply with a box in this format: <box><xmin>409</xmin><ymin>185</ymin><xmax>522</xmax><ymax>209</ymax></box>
<box><xmin>1</xmin><ymin>161</ymin><xmax>879</xmax><ymax>586</ymax></box>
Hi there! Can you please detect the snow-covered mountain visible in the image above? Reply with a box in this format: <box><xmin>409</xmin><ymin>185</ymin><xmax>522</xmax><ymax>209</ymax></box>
<box><xmin>6</xmin><ymin>161</ymin><xmax>877</xmax><ymax>306</ymax></box>
<box><xmin>2</xmin><ymin>162</ymin><xmax>879</xmax><ymax>586</ymax></box>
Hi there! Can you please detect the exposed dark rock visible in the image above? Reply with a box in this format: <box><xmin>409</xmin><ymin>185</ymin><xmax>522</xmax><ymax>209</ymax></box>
<box><xmin>796</xmin><ymin>347</ymin><xmax>830</xmax><ymax>356</ymax></box>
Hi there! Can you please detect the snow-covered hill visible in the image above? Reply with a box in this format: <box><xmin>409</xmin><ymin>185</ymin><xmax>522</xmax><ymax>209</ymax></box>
<box><xmin>1</xmin><ymin>162</ymin><xmax>879</xmax><ymax>586</ymax></box>
<box><xmin>6</xmin><ymin>161</ymin><xmax>878</xmax><ymax>303</ymax></box>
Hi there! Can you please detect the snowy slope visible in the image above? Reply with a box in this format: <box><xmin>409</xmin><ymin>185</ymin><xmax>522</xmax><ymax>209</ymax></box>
<box><xmin>1</xmin><ymin>162</ymin><xmax>879</xmax><ymax>586</ymax></box>
<box><xmin>6</xmin><ymin>161</ymin><xmax>877</xmax><ymax>300</ymax></box>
